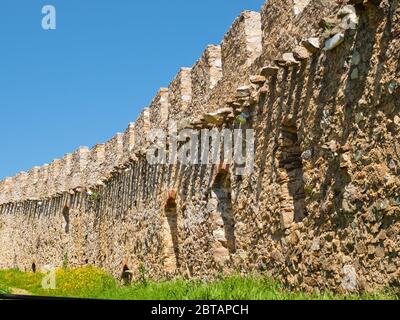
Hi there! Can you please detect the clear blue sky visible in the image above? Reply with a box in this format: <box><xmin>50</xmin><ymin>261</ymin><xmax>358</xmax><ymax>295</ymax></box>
<box><xmin>0</xmin><ymin>0</ymin><xmax>265</xmax><ymax>179</ymax></box>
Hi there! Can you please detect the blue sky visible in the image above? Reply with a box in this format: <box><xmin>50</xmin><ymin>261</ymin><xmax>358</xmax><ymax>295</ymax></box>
<box><xmin>0</xmin><ymin>0</ymin><xmax>265</xmax><ymax>179</ymax></box>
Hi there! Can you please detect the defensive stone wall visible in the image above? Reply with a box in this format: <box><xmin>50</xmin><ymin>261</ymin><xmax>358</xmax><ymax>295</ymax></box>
<box><xmin>0</xmin><ymin>0</ymin><xmax>399</xmax><ymax>293</ymax></box>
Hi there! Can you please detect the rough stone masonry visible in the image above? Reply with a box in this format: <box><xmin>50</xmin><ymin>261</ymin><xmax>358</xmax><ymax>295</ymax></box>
<box><xmin>0</xmin><ymin>0</ymin><xmax>399</xmax><ymax>293</ymax></box>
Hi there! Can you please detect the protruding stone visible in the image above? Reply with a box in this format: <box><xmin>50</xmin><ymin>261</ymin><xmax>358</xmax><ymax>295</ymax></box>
<box><xmin>293</xmin><ymin>46</ymin><xmax>311</xmax><ymax>61</ymax></box>
<box><xmin>274</xmin><ymin>53</ymin><xmax>300</xmax><ymax>67</ymax></box>
<box><xmin>215</xmin><ymin>107</ymin><xmax>234</xmax><ymax>115</ymax></box>
<box><xmin>338</xmin><ymin>5</ymin><xmax>356</xmax><ymax>18</ymax></box>
<box><xmin>260</xmin><ymin>65</ymin><xmax>279</xmax><ymax>77</ymax></box>
<box><xmin>282</xmin><ymin>52</ymin><xmax>298</xmax><ymax>64</ymax></box>
<box><xmin>302</xmin><ymin>37</ymin><xmax>320</xmax><ymax>53</ymax></box>
<box><xmin>324</xmin><ymin>33</ymin><xmax>345</xmax><ymax>51</ymax></box>
<box><xmin>236</xmin><ymin>85</ymin><xmax>252</xmax><ymax>98</ymax></box>
<box><xmin>191</xmin><ymin>119</ymin><xmax>204</xmax><ymax>127</ymax></box>
<box><xmin>250</xmin><ymin>75</ymin><xmax>266</xmax><ymax>85</ymax></box>
<box><xmin>259</xmin><ymin>86</ymin><xmax>269</xmax><ymax>94</ymax></box>
<box><xmin>203</xmin><ymin>107</ymin><xmax>234</xmax><ymax>125</ymax></box>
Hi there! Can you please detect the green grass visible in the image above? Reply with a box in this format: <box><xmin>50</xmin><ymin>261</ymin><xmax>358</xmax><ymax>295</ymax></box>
<box><xmin>0</xmin><ymin>267</ymin><xmax>398</xmax><ymax>300</ymax></box>
<box><xmin>0</xmin><ymin>285</ymin><xmax>10</xmax><ymax>295</ymax></box>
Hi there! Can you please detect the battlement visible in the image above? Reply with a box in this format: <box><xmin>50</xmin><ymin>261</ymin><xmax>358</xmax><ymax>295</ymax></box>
<box><xmin>149</xmin><ymin>88</ymin><xmax>169</xmax><ymax>129</ymax></box>
<box><xmin>260</xmin><ymin>0</ymin><xmax>338</xmax><ymax>61</ymax></box>
<box><xmin>86</xmin><ymin>143</ymin><xmax>106</xmax><ymax>187</ymax></box>
<box><xmin>221</xmin><ymin>11</ymin><xmax>262</xmax><ymax>78</ymax></box>
<box><xmin>168</xmin><ymin>67</ymin><xmax>192</xmax><ymax>124</ymax></box>
<box><xmin>134</xmin><ymin>109</ymin><xmax>151</xmax><ymax>150</ymax></box>
<box><xmin>60</xmin><ymin>153</ymin><xmax>73</xmax><ymax>192</ymax></box>
<box><xmin>48</xmin><ymin>159</ymin><xmax>62</xmax><ymax>195</ymax></box>
<box><xmin>26</xmin><ymin>166</ymin><xmax>40</xmax><ymax>199</ymax></box>
<box><xmin>70</xmin><ymin>146</ymin><xmax>90</xmax><ymax>190</ymax></box>
<box><xmin>190</xmin><ymin>45</ymin><xmax>223</xmax><ymax>116</ymax></box>
<box><xmin>123</xmin><ymin>123</ymin><xmax>136</xmax><ymax>160</ymax></box>
<box><xmin>201</xmin><ymin>10</ymin><xmax>263</xmax><ymax>115</ymax></box>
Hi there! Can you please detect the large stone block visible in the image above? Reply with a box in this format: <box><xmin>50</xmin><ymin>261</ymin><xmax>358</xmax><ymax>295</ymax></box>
<box><xmin>221</xmin><ymin>10</ymin><xmax>262</xmax><ymax>78</ymax></box>
<box><xmin>134</xmin><ymin>109</ymin><xmax>151</xmax><ymax>150</ymax></box>
<box><xmin>149</xmin><ymin>88</ymin><xmax>169</xmax><ymax>129</ymax></box>
<box><xmin>87</xmin><ymin>144</ymin><xmax>106</xmax><ymax>186</ymax></box>
<box><xmin>104</xmin><ymin>133</ymin><xmax>124</xmax><ymax>173</ymax></box>
<box><xmin>123</xmin><ymin>123</ymin><xmax>136</xmax><ymax>161</ymax></box>
<box><xmin>70</xmin><ymin>147</ymin><xmax>90</xmax><ymax>189</ymax></box>
<box><xmin>60</xmin><ymin>153</ymin><xmax>73</xmax><ymax>192</ymax></box>
<box><xmin>26</xmin><ymin>166</ymin><xmax>40</xmax><ymax>199</ymax></box>
<box><xmin>191</xmin><ymin>45</ymin><xmax>223</xmax><ymax>116</ymax></box>
<box><xmin>168</xmin><ymin>68</ymin><xmax>192</xmax><ymax>123</ymax></box>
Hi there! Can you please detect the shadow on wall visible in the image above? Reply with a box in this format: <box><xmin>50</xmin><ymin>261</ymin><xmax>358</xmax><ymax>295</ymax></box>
<box><xmin>209</xmin><ymin>170</ymin><xmax>236</xmax><ymax>263</ymax></box>
<box><xmin>62</xmin><ymin>206</ymin><xmax>70</xmax><ymax>233</ymax></box>
<box><xmin>163</xmin><ymin>198</ymin><xmax>179</xmax><ymax>273</ymax></box>
<box><xmin>278</xmin><ymin>118</ymin><xmax>307</xmax><ymax>223</ymax></box>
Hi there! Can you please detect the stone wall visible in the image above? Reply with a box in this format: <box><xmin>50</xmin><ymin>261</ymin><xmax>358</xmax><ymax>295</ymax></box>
<box><xmin>0</xmin><ymin>0</ymin><xmax>399</xmax><ymax>294</ymax></box>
